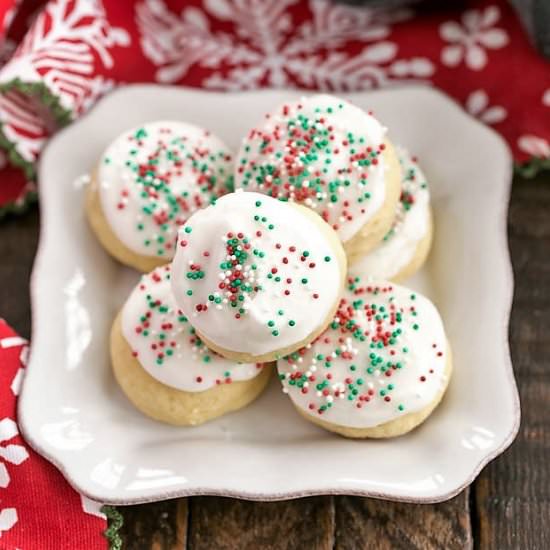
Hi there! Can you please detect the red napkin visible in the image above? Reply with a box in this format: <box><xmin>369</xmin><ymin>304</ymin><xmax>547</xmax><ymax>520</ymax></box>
<box><xmin>0</xmin><ymin>0</ymin><xmax>548</xmax><ymax>215</ymax></box>
<box><xmin>0</xmin><ymin>319</ymin><xmax>109</xmax><ymax>549</ymax></box>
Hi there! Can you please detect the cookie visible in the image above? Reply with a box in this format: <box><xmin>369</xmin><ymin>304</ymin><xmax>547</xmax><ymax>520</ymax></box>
<box><xmin>86</xmin><ymin>121</ymin><xmax>234</xmax><ymax>272</ymax></box>
<box><xmin>170</xmin><ymin>190</ymin><xmax>347</xmax><ymax>363</ymax></box>
<box><xmin>277</xmin><ymin>277</ymin><xmax>452</xmax><ymax>438</ymax></box>
<box><xmin>351</xmin><ymin>146</ymin><xmax>432</xmax><ymax>280</ymax></box>
<box><xmin>111</xmin><ymin>265</ymin><xmax>271</xmax><ymax>426</ymax></box>
<box><xmin>234</xmin><ymin>94</ymin><xmax>401</xmax><ymax>263</ymax></box>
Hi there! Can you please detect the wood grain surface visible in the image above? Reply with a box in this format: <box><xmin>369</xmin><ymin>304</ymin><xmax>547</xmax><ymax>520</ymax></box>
<box><xmin>1</xmin><ymin>172</ymin><xmax>548</xmax><ymax>549</ymax></box>
<box><xmin>189</xmin><ymin>497</ymin><xmax>335</xmax><ymax>550</ymax></box>
<box><xmin>473</xmin><ymin>177</ymin><xmax>550</xmax><ymax>550</ymax></box>
<box><xmin>334</xmin><ymin>493</ymin><xmax>472</xmax><ymax>549</ymax></box>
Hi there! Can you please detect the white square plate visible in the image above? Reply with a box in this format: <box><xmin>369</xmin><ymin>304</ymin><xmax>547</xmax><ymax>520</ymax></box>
<box><xmin>19</xmin><ymin>85</ymin><xmax>520</xmax><ymax>504</ymax></box>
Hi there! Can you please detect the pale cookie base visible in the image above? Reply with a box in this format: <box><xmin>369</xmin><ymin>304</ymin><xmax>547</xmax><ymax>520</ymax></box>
<box><xmin>391</xmin><ymin>207</ymin><xmax>434</xmax><ymax>283</ymax></box>
<box><xmin>85</xmin><ymin>170</ymin><xmax>169</xmax><ymax>272</ymax></box>
<box><xmin>295</xmin><ymin>341</ymin><xmax>452</xmax><ymax>439</ymax></box>
<box><xmin>345</xmin><ymin>141</ymin><xmax>403</xmax><ymax>265</ymax></box>
<box><xmin>111</xmin><ymin>313</ymin><xmax>272</xmax><ymax>426</ymax></box>
<box><xmin>195</xmin><ymin>202</ymin><xmax>348</xmax><ymax>363</ymax></box>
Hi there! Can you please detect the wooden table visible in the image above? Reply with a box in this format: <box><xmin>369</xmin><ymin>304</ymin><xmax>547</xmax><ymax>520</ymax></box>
<box><xmin>1</xmin><ymin>171</ymin><xmax>548</xmax><ymax>549</ymax></box>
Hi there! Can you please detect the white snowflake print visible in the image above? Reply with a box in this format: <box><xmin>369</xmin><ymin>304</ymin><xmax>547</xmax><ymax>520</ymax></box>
<box><xmin>0</xmin><ymin>336</ymin><xmax>28</xmax><ymax>396</ymax></box>
<box><xmin>466</xmin><ymin>89</ymin><xmax>506</xmax><ymax>124</ymax></box>
<box><xmin>0</xmin><ymin>507</ymin><xmax>18</xmax><ymax>537</ymax></box>
<box><xmin>136</xmin><ymin>0</ymin><xmax>434</xmax><ymax>91</ymax></box>
<box><xmin>542</xmin><ymin>89</ymin><xmax>550</xmax><ymax>107</ymax></box>
<box><xmin>0</xmin><ymin>336</ymin><xmax>27</xmax><ymax>349</ymax></box>
<box><xmin>136</xmin><ymin>0</ymin><xmax>259</xmax><ymax>84</ymax></box>
<box><xmin>0</xmin><ymin>418</ymin><xmax>29</xmax><ymax>489</ymax></box>
<box><xmin>518</xmin><ymin>135</ymin><xmax>550</xmax><ymax>158</ymax></box>
<box><xmin>0</xmin><ymin>385</ymin><xmax>30</xmax><ymax>538</ymax></box>
<box><xmin>0</xmin><ymin>336</ymin><xmax>32</xmax><ymax>540</ymax></box>
<box><xmin>10</xmin><ymin>368</ymin><xmax>24</xmax><ymax>396</ymax></box>
<box><xmin>440</xmin><ymin>5</ymin><xmax>508</xmax><ymax>70</ymax></box>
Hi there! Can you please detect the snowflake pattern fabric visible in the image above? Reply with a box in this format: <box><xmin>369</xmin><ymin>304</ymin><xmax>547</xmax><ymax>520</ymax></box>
<box><xmin>0</xmin><ymin>319</ymin><xmax>107</xmax><ymax>548</ymax></box>
<box><xmin>0</xmin><ymin>0</ymin><xmax>547</xmax><ymax>214</ymax></box>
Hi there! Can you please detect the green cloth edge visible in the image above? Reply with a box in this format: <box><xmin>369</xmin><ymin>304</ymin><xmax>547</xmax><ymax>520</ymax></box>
<box><xmin>101</xmin><ymin>505</ymin><xmax>123</xmax><ymax>550</ymax></box>
<box><xmin>0</xmin><ymin>77</ymin><xmax>74</xmax><ymax>219</ymax></box>
<box><xmin>514</xmin><ymin>156</ymin><xmax>550</xmax><ymax>178</ymax></box>
<box><xmin>0</xmin><ymin>77</ymin><xmax>73</xmax><ymax>179</ymax></box>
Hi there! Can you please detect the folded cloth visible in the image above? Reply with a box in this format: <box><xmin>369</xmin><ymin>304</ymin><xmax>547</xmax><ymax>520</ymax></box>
<box><xmin>0</xmin><ymin>319</ymin><xmax>108</xmax><ymax>549</ymax></box>
<box><xmin>0</xmin><ymin>0</ymin><xmax>548</xmax><ymax>215</ymax></box>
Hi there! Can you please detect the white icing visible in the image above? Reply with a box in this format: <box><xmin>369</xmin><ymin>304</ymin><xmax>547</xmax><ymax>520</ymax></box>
<box><xmin>234</xmin><ymin>94</ymin><xmax>387</xmax><ymax>243</ymax></box>
<box><xmin>277</xmin><ymin>279</ymin><xmax>448</xmax><ymax>428</ymax></box>
<box><xmin>171</xmin><ymin>191</ymin><xmax>344</xmax><ymax>356</ymax></box>
<box><xmin>98</xmin><ymin>120</ymin><xmax>234</xmax><ymax>258</ymax></box>
<box><xmin>351</xmin><ymin>146</ymin><xmax>430</xmax><ymax>279</ymax></box>
<box><xmin>121</xmin><ymin>265</ymin><xmax>263</xmax><ymax>392</ymax></box>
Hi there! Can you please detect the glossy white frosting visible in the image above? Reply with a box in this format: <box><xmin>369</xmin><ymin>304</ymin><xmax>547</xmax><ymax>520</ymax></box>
<box><xmin>98</xmin><ymin>120</ymin><xmax>234</xmax><ymax>258</ymax></box>
<box><xmin>352</xmin><ymin>146</ymin><xmax>430</xmax><ymax>279</ymax></box>
<box><xmin>171</xmin><ymin>191</ymin><xmax>344</xmax><ymax>356</ymax></box>
<box><xmin>121</xmin><ymin>265</ymin><xmax>263</xmax><ymax>392</ymax></box>
<box><xmin>234</xmin><ymin>94</ymin><xmax>387</xmax><ymax>243</ymax></box>
<box><xmin>277</xmin><ymin>278</ymin><xmax>448</xmax><ymax>428</ymax></box>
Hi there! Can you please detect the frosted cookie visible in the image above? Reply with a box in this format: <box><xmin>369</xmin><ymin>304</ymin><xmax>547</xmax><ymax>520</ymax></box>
<box><xmin>86</xmin><ymin>121</ymin><xmax>234</xmax><ymax>272</ymax></box>
<box><xmin>277</xmin><ymin>277</ymin><xmax>452</xmax><ymax>438</ymax></box>
<box><xmin>351</xmin><ymin>146</ymin><xmax>432</xmax><ymax>280</ymax></box>
<box><xmin>170</xmin><ymin>191</ymin><xmax>347</xmax><ymax>363</ymax></box>
<box><xmin>111</xmin><ymin>265</ymin><xmax>271</xmax><ymax>426</ymax></box>
<box><xmin>234</xmin><ymin>94</ymin><xmax>401</xmax><ymax>263</ymax></box>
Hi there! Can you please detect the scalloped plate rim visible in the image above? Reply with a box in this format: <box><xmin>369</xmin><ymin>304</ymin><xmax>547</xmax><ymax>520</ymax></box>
<box><xmin>19</xmin><ymin>84</ymin><xmax>520</xmax><ymax>505</ymax></box>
